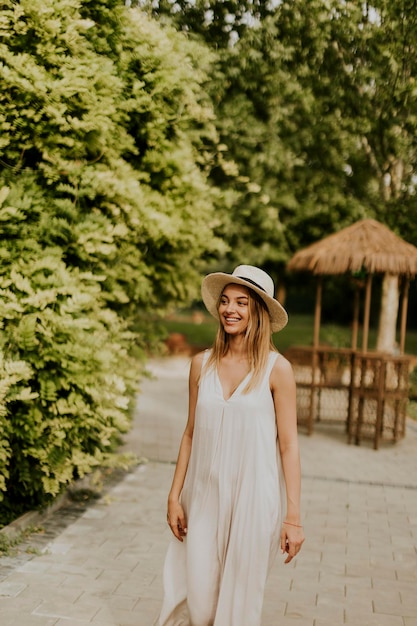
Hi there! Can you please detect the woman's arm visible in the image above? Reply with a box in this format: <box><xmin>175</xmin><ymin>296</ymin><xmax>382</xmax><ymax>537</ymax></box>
<box><xmin>166</xmin><ymin>351</ymin><xmax>203</xmax><ymax>541</ymax></box>
<box><xmin>271</xmin><ymin>355</ymin><xmax>305</xmax><ymax>563</ymax></box>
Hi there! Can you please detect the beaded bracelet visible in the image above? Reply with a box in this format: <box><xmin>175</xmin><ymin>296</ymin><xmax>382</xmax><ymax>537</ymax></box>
<box><xmin>283</xmin><ymin>521</ymin><xmax>303</xmax><ymax>528</ymax></box>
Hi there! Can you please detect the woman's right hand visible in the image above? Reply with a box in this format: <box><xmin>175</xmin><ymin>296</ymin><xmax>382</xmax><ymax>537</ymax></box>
<box><xmin>167</xmin><ymin>500</ymin><xmax>188</xmax><ymax>542</ymax></box>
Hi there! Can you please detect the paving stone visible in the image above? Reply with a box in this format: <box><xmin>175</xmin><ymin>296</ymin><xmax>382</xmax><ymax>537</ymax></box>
<box><xmin>0</xmin><ymin>611</ymin><xmax>58</xmax><ymax>626</ymax></box>
<box><xmin>0</xmin><ymin>580</ymin><xmax>27</xmax><ymax>596</ymax></box>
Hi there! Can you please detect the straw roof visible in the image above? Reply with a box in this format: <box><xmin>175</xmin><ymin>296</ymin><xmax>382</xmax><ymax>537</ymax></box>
<box><xmin>287</xmin><ymin>218</ymin><xmax>417</xmax><ymax>276</ymax></box>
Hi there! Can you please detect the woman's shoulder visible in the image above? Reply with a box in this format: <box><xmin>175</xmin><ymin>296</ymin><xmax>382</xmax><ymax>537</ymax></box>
<box><xmin>270</xmin><ymin>351</ymin><xmax>295</xmax><ymax>380</ymax></box>
<box><xmin>191</xmin><ymin>349</ymin><xmax>206</xmax><ymax>367</ymax></box>
<box><xmin>189</xmin><ymin>349</ymin><xmax>211</xmax><ymax>378</ymax></box>
<box><xmin>192</xmin><ymin>348</ymin><xmax>211</xmax><ymax>365</ymax></box>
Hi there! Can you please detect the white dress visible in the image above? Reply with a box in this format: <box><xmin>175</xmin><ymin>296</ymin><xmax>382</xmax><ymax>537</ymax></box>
<box><xmin>159</xmin><ymin>351</ymin><xmax>286</xmax><ymax>626</ymax></box>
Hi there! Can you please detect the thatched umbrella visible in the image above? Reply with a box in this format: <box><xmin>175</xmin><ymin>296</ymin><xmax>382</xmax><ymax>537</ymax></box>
<box><xmin>287</xmin><ymin>219</ymin><xmax>417</xmax><ymax>352</ymax></box>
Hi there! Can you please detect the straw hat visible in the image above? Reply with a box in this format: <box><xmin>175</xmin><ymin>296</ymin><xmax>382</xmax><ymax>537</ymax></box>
<box><xmin>201</xmin><ymin>265</ymin><xmax>288</xmax><ymax>332</ymax></box>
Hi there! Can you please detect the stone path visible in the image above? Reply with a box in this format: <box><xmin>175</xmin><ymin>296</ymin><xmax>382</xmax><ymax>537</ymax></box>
<box><xmin>1</xmin><ymin>356</ymin><xmax>417</xmax><ymax>625</ymax></box>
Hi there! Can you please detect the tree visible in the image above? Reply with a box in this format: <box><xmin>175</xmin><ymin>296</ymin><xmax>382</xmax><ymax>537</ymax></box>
<box><xmin>210</xmin><ymin>0</ymin><xmax>417</xmax><ymax>345</ymax></box>
<box><xmin>305</xmin><ymin>0</ymin><xmax>417</xmax><ymax>350</ymax></box>
<box><xmin>135</xmin><ymin>0</ymin><xmax>275</xmax><ymax>47</ymax></box>
<box><xmin>206</xmin><ymin>5</ymin><xmax>372</xmax><ymax>281</ymax></box>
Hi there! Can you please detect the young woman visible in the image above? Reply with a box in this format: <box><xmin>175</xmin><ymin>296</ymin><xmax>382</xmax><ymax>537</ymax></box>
<box><xmin>159</xmin><ymin>265</ymin><xmax>304</xmax><ymax>626</ymax></box>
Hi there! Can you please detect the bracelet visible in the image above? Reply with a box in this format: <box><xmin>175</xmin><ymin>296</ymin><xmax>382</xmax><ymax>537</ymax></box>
<box><xmin>283</xmin><ymin>521</ymin><xmax>303</xmax><ymax>528</ymax></box>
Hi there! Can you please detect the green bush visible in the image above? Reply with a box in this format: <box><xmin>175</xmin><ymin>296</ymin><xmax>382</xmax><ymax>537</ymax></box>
<box><xmin>0</xmin><ymin>191</ymin><xmax>139</xmax><ymax>523</ymax></box>
<box><xmin>0</xmin><ymin>3</ymin><xmax>225</xmax><ymax>525</ymax></box>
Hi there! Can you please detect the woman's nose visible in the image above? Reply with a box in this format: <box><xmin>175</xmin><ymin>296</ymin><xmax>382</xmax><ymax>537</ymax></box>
<box><xmin>224</xmin><ymin>301</ymin><xmax>236</xmax><ymax>314</ymax></box>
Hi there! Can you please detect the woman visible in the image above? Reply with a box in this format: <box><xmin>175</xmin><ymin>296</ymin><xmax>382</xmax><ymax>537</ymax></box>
<box><xmin>159</xmin><ymin>265</ymin><xmax>304</xmax><ymax>626</ymax></box>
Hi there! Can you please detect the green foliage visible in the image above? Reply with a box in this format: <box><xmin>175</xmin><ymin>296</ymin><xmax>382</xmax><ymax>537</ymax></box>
<box><xmin>148</xmin><ymin>0</ymin><xmax>417</xmax><ymax>272</ymax></box>
<box><xmin>0</xmin><ymin>1</ymin><xmax>226</xmax><ymax>524</ymax></box>
<box><xmin>0</xmin><ymin>525</ymin><xmax>43</xmax><ymax>556</ymax></box>
<box><xmin>0</xmin><ymin>1</ymin><xmax>224</xmax><ymax>310</ymax></box>
<box><xmin>0</xmin><ymin>183</ymin><xmax>139</xmax><ymax>522</ymax></box>
<box><xmin>137</xmin><ymin>0</ymin><xmax>275</xmax><ymax>48</ymax></box>
<box><xmin>204</xmin><ymin>5</ymin><xmax>370</xmax><ymax>268</ymax></box>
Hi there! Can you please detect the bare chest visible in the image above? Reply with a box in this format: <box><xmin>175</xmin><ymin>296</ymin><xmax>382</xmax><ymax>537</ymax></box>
<box><xmin>217</xmin><ymin>360</ymin><xmax>250</xmax><ymax>401</ymax></box>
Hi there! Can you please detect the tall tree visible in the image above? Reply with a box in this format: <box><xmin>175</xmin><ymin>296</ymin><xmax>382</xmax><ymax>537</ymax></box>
<box><xmin>208</xmin><ymin>5</ymin><xmax>371</xmax><ymax>278</ymax></box>
<box><xmin>136</xmin><ymin>0</ymin><xmax>275</xmax><ymax>47</ymax></box>
<box><xmin>300</xmin><ymin>0</ymin><xmax>417</xmax><ymax>349</ymax></box>
<box><xmin>202</xmin><ymin>1</ymin><xmax>417</xmax><ymax>343</ymax></box>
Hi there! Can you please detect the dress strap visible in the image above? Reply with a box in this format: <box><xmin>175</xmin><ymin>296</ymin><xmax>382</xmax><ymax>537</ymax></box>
<box><xmin>265</xmin><ymin>351</ymin><xmax>279</xmax><ymax>378</ymax></box>
<box><xmin>198</xmin><ymin>349</ymin><xmax>212</xmax><ymax>385</ymax></box>
<box><xmin>202</xmin><ymin>348</ymin><xmax>212</xmax><ymax>366</ymax></box>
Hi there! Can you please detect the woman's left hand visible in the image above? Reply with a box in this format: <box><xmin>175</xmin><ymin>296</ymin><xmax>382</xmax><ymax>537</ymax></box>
<box><xmin>280</xmin><ymin>522</ymin><xmax>305</xmax><ymax>564</ymax></box>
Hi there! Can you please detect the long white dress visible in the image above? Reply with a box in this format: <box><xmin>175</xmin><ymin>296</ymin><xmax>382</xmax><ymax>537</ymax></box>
<box><xmin>159</xmin><ymin>351</ymin><xmax>286</xmax><ymax>626</ymax></box>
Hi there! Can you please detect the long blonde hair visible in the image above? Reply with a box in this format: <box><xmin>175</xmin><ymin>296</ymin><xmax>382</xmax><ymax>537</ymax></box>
<box><xmin>204</xmin><ymin>286</ymin><xmax>277</xmax><ymax>392</ymax></box>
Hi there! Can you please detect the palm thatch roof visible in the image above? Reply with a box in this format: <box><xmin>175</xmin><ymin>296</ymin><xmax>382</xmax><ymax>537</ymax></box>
<box><xmin>287</xmin><ymin>218</ymin><xmax>417</xmax><ymax>276</ymax></box>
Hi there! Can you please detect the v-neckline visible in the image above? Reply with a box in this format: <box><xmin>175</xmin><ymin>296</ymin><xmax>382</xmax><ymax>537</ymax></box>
<box><xmin>216</xmin><ymin>367</ymin><xmax>251</xmax><ymax>402</ymax></box>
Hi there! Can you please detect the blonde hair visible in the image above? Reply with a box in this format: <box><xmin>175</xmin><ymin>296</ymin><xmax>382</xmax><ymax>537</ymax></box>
<box><xmin>204</xmin><ymin>286</ymin><xmax>277</xmax><ymax>392</ymax></box>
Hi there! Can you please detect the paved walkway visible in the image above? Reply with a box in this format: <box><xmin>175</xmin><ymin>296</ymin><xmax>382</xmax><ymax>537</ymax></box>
<box><xmin>1</xmin><ymin>356</ymin><xmax>417</xmax><ymax>626</ymax></box>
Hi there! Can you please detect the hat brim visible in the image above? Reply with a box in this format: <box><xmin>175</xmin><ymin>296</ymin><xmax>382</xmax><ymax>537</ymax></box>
<box><xmin>201</xmin><ymin>273</ymin><xmax>288</xmax><ymax>333</ymax></box>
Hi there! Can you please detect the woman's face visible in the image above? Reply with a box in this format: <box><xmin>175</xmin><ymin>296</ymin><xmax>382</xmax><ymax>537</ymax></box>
<box><xmin>218</xmin><ymin>283</ymin><xmax>250</xmax><ymax>335</ymax></box>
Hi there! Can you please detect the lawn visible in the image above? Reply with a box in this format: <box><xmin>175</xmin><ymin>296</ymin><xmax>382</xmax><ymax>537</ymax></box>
<box><xmin>160</xmin><ymin>310</ymin><xmax>417</xmax><ymax>357</ymax></box>
<box><xmin>159</xmin><ymin>310</ymin><xmax>417</xmax><ymax>420</ymax></box>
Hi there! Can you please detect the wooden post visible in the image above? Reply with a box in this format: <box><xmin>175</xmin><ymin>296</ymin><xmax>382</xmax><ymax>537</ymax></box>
<box><xmin>309</xmin><ymin>276</ymin><xmax>322</xmax><ymax>434</ymax></box>
<box><xmin>351</xmin><ymin>286</ymin><xmax>360</xmax><ymax>350</ymax></box>
<box><xmin>313</xmin><ymin>276</ymin><xmax>322</xmax><ymax>348</ymax></box>
<box><xmin>399</xmin><ymin>277</ymin><xmax>410</xmax><ymax>355</ymax></box>
<box><xmin>362</xmin><ymin>274</ymin><xmax>372</xmax><ymax>353</ymax></box>
<box><xmin>374</xmin><ymin>358</ymin><xmax>386</xmax><ymax>450</ymax></box>
<box><xmin>355</xmin><ymin>355</ymin><xmax>366</xmax><ymax>446</ymax></box>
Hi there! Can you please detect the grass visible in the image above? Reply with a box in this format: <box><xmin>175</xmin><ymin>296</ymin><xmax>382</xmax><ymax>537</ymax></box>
<box><xmin>160</xmin><ymin>310</ymin><xmax>417</xmax><ymax>422</ymax></box>
<box><xmin>0</xmin><ymin>526</ymin><xmax>44</xmax><ymax>557</ymax></box>
<box><xmin>161</xmin><ymin>312</ymin><xmax>218</xmax><ymax>351</ymax></box>
<box><xmin>160</xmin><ymin>310</ymin><xmax>417</xmax><ymax>357</ymax></box>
